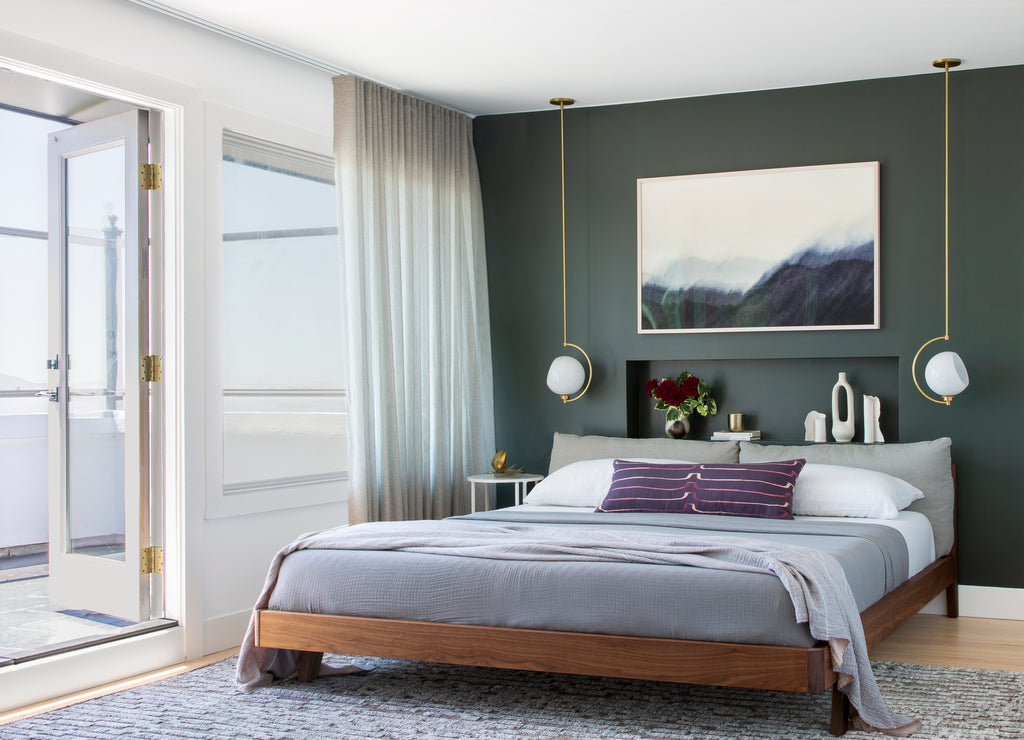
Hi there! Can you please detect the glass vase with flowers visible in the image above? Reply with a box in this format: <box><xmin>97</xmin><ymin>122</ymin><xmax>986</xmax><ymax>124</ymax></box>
<box><xmin>645</xmin><ymin>371</ymin><xmax>718</xmax><ymax>438</ymax></box>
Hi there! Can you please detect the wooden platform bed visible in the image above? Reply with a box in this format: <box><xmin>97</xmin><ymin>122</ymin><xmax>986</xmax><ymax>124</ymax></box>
<box><xmin>256</xmin><ymin>553</ymin><xmax>956</xmax><ymax>735</ymax></box>
<box><xmin>253</xmin><ymin>457</ymin><xmax>959</xmax><ymax>737</ymax></box>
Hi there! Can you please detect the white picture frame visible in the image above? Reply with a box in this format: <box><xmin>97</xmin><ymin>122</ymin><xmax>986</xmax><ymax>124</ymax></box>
<box><xmin>637</xmin><ymin>161</ymin><xmax>880</xmax><ymax>334</ymax></box>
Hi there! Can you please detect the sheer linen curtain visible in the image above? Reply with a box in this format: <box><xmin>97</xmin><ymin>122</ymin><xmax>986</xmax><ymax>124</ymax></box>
<box><xmin>334</xmin><ymin>75</ymin><xmax>496</xmax><ymax>523</ymax></box>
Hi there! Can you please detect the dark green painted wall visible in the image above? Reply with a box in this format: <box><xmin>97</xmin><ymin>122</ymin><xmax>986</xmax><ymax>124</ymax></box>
<box><xmin>473</xmin><ymin>66</ymin><xmax>1024</xmax><ymax>589</ymax></box>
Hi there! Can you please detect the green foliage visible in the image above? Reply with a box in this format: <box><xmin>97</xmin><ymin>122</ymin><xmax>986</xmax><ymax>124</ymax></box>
<box><xmin>648</xmin><ymin>371</ymin><xmax>718</xmax><ymax>419</ymax></box>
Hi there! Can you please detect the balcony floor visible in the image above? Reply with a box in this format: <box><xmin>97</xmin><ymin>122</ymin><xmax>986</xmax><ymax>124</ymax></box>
<box><xmin>0</xmin><ymin>554</ymin><xmax>135</xmax><ymax>663</ymax></box>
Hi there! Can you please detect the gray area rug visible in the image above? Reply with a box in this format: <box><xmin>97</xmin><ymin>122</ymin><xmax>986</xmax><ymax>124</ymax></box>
<box><xmin>2</xmin><ymin>655</ymin><xmax>1021</xmax><ymax>739</ymax></box>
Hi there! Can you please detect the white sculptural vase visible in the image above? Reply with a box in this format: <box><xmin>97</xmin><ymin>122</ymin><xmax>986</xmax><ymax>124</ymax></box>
<box><xmin>863</xmin><ymin>395</ymin><xmax>885</xmax><ymax>444</ymax></box>
<box><xmin>831</xmin><ymin>372</ymin><xmax>856</xmax><ymax>443</ymax></box>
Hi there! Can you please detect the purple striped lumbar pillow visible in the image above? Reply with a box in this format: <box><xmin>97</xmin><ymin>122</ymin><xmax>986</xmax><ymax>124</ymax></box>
<box><xmin>597</xmin><ymin>459</ymin><xmax>806</xmax><ymax>519</ymax></box>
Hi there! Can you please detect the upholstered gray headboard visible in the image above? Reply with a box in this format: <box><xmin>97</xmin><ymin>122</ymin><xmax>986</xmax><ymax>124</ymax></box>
<box><xmin>547</xmin><ymin>432</ymin><xmax>956</xmax><ymax>558</ymax></box>
<box><xmin>548</xmin><ymin>432</ymin><xmax>740</xmax><ymax>473</ymax></box>
<box><xmin>740</xmin><ymin>438</ymin><xmax>955</xmax><ymax>557</ymax></box>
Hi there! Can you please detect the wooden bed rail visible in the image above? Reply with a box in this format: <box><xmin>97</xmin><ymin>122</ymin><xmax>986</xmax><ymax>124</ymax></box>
<box><xmin>861</xmin><ymin>554</ymin><xmax>957</xmax><ymax>647</ymax></box>
<box><xmin>256</xmin><ymin>610</ymin><xmax>836</xmax><ymax>694</ymax></box>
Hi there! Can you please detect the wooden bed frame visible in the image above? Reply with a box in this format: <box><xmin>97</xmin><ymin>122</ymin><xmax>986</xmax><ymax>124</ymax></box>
<box><xmin>254</xmin><ymin>471</ymin><xmax>959</xmax><ymax>737</ymax></box>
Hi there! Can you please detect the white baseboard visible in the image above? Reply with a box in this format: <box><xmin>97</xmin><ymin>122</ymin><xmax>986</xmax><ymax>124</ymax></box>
<box><xmin>202</xmin><ymin>610</ymin><xmax>250</xmax><ymax>655</ymax></box>
<box><xmin>920</xmin><ymin>585</ymin><xmax>1024</xmax><ymax>620</ymax></box>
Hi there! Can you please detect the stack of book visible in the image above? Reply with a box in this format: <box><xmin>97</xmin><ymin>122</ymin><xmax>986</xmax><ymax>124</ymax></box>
<box><xmin>710</xmin><ymin>430</ymin><xmax>761</xmax><ymax>441</ymax></box>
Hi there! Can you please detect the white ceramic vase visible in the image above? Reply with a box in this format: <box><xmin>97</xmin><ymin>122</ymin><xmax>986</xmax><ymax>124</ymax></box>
<box><xmin>804</xmin><ymin>411</ymin><xmax>827</xmax><ymax>443</ymax></box>
<box><xmin>831</xmin><ymin>372</ymin><xmax>856</xmax><ymax>443</ymax></box>
<box><xmin>863</xmin><ymin>395</ymin><xmax>885</xmax><ymax>444</ymax></box>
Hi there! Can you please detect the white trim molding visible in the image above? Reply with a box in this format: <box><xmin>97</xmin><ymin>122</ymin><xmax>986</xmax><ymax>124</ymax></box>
<box><xmin>126</xmin><ymin>0</ymin><xmax>348</xmax><ymax>76</ymax></box>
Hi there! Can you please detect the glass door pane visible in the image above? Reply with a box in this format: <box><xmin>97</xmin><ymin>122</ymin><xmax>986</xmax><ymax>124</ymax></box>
<box><xmin>47</xmin><ymin>109</ymin><xmax>150</xmax><ymax>622</ymax></box>
<box><xmin>65</xmin><ymin>144</ymin><xmax>126</xmax><ymax>559</ymax></box>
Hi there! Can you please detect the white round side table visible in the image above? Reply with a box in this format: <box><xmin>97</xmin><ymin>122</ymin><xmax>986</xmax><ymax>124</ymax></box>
<box><xmin>467</xmin><ymin>473</ymin><xmax>543</xmax><ymax>513</ymax></box>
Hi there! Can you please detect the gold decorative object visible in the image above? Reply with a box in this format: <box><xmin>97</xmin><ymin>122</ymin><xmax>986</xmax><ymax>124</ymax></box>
<box><xmin>545</xmin><ymin>97</ymin><xmax>593</xmax><ymax>404</ymax></box>
<box><xmin>911</xmin><ymin>58</ymin><xmax>970</xmax><ymax>405</ymax></box>
<box><xmin>490</xmin><ymin>449</ymin><xmax>524</xmax><ymax>477</ymax></box>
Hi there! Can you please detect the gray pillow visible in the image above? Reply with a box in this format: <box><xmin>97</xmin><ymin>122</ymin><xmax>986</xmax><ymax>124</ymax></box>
<box><xmin>549</xmin><ymin>432</ymin><xmax>740</xmax><ymax>474</ymax></box>
<box><xmin>739</xmin><ymin>438</ymin><xmax>955</xmax><ymax>557</ymax></box>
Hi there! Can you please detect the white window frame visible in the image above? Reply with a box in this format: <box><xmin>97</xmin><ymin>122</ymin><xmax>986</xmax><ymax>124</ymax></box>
<box><xmin>203</xmin><ymin>103</ymin><xmax>347</xmax><ymax>519</ymax></box>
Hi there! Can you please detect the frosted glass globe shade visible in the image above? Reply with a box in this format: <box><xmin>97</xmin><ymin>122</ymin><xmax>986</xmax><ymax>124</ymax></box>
<box><xmin>925</xmin><ymin>351</ymin><xmax>969</xmax><ymax>398</ymax></box>
<box><xmin>546</xmin><ymin>355</ymin><xmax>586</xmax><ymax>396</ymax></box>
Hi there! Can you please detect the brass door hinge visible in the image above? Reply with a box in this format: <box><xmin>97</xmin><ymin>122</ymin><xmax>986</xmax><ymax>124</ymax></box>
<box><xmin>140</xmin><ymin>355</ymin><xmax>163</xmax><ymax>382</ymax></box>
<box><xmin>139</xmin><ymin>163</ymin><xmax>162</xmax><ymax>190</ymax></box>
<box><xmin>141</xmin><ymin>546</ymin><xmax>163</xmax><ymax>574</ymax></box>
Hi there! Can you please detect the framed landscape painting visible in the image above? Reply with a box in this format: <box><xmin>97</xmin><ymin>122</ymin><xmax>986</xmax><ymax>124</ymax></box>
<box><xmin>637</xmin><ymin>162</ymin><xmax>880</xmax><ymax>333</ymax></box>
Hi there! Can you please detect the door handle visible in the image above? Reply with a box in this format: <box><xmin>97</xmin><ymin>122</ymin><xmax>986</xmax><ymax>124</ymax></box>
<box><xmin>36</xmin><ymin>389</ymin><xmax>58</xmax><ymax>402</ymax></box>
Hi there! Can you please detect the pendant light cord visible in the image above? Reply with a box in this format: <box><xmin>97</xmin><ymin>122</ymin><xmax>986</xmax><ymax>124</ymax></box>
<box><xmin>943</xmin><ymin>60</ymin><xmax>950</xmax><ymax>340</ymax></box>
<box><xmin>548</xmin><ymin>97</ymin><xmax>592</xmax><ymax>403</ymax></box>
<box><xmin>559</xmin><ymin>99</ymin><xmax>568</xmax><ymax>347</ymax></box>
<box><xmin>912</xmin><ymin>58</ymin><xmax>963</xmax><ymax>406</ymax></box>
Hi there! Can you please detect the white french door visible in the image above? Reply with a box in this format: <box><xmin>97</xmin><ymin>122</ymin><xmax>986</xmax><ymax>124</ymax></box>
<box><xmin>45</xmin><ymin>109</ymin><xmax>161</xmax><ymax>622</ymax></box>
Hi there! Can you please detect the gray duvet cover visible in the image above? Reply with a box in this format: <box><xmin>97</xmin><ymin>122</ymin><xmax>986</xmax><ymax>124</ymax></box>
<box><xmin>264</xmin><ymin>510</ymin><xmax>908</xmax><ymax>649</ymax></box>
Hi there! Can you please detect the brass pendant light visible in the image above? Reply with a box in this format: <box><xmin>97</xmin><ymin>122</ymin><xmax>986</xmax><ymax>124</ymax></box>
<box><xmin>912</xmin><ymin>58</ymin><xmax>970</xmax><ymax>405</ymax></box>
<box><xmin>545</xmin><ymin>97</ymin><xmax>593</xmax><ymax>403</ymax></box>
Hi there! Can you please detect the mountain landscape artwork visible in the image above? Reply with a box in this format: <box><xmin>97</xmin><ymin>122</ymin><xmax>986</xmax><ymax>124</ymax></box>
<box><xmin>637</xmin><ymin>162</ymin><xmax>879</xmax><ymax>333</ymax></box>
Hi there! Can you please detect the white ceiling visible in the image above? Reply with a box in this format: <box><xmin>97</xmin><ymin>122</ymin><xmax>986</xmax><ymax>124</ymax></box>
<box><xmin>0</xmin><ymin>69</ymin><xmax>134</xmax><ymax>122</ymax></box>
<box><xmin>134</xmin><ymin>0</ymin><xmax>1024</xmax><ymax>116</ymax></box>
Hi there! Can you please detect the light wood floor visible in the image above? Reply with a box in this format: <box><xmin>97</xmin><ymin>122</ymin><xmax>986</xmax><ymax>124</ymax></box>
<box><xmin>1</xmin><ymin>615</ymin><xmax>1022</xmax><ymax>725</ymax></box>
<box><xmin>869</xmin><ymin>613</ymin><xmax>1024</xmax><ymax>671</ymax></box>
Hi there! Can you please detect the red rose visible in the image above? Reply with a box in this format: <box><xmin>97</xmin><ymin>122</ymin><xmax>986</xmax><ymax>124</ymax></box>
<box><xmin>665</xmin><ymin>379</ymin><xmax>690</xmax><ymax>406</ymax></box>
<box><xmin>645</xmin><ymin>378</ymin><xmax>660</xmax><ymax>398</ymax></box>
<box><xmin>680</xmin><ymin>375</ymin><xmax>700</xmax><ymax>399</ymax></box>
<box><xmin>654</xmin><ymin>379</ymin><xmax>678</xmax><ymax>406</ymax></box>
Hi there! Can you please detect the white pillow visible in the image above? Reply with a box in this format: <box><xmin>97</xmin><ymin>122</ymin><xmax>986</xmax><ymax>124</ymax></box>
<box><xmin>793</xmin><ymin>463</ymin><xmax>924</xmax><ymax>519</ymax></box>
<box><xmin>524</xmin><ymin>457</ymin><xmax>692</xmax><ymax>508</ymax></box>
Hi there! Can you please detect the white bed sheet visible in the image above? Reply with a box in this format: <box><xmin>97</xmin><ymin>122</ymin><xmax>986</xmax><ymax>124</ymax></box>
<box><xmin>508</xmin><ymin>504</ymin><xmax>936</xmax><ymax>578</ymax></box>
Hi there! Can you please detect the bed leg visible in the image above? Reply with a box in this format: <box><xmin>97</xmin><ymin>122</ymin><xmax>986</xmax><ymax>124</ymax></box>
<box><xmin>829</xmin><ymin>686</ymin><xmax>849</xmax><ymax>736</ymax></box>
<box><xmin>945</xmin><ymin>581</ymin><xmax>959</xmax><ymax>618</ymax></box>
<box><xmin>296</xmin><ymin>651</ymin><xmax>324</xmax><ymax>682</ymax></box>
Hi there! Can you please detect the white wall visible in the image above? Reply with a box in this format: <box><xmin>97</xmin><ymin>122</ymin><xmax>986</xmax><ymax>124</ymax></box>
<box><xmin>0</xmin><ymin>0</ymin><xmax>348</xmax><ymax>666</ymax></box>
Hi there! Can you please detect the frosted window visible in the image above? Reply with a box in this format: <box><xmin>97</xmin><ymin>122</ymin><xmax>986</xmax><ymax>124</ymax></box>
<box><xmin>221</xmin><ymin>132</ymin><xmax>347</xmax><ymax>491</ymax></box>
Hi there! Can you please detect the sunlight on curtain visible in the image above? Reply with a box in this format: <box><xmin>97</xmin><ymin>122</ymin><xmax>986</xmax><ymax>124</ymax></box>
<box><xmin>334</xmin><ymin>76</ymin><xmax>495</xmax><ymax>523</ymax></box>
